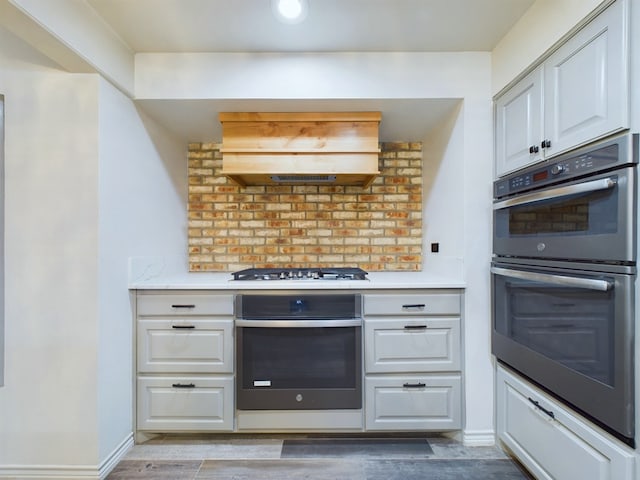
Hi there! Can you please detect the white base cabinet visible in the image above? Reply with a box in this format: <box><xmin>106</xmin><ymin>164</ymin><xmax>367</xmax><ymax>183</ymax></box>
<box><xmin>497</xmin><ymin>365</ymin><xmax>635</xmax><ymax>480</ymax></box>
<box><xmin>365</xmin><ymin>374</ymin><xmax>461</xmax><ymax>431</ymax></box>
<box><xmin>137</xmin><ymin>375</ymin><xmax>234</xmax><ymax>431</ymax></box>
<box><xmin>363</xmin><ymin>291</ymin><xmax>462</xmax><ymax>432</ymax></box>
<box><xmin>135</xmin><ymin>291</ymin><xmax>235</xmax><ymax>433</ymax></box>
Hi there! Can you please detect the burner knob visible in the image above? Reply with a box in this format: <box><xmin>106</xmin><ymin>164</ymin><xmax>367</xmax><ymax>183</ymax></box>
<box><xmin>312</xmin><ymin>271</ymin><xmax>320</xmax><ymax>279</ymax></box>
<box><xmin>297</xmin><ymin>271</ymin><xmax>303</xmax><ymax>278</ymax></box>
<box><xmin>279</xmin><ymin>272</ymin><xmax>287</xmax><ymax>280</ymax></box>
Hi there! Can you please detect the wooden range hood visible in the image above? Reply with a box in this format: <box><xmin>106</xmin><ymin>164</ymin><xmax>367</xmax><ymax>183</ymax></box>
<box><xmin>219</xmin><ymin>112</ymin><xmax>381</xmax><ymax>188</ymax></box>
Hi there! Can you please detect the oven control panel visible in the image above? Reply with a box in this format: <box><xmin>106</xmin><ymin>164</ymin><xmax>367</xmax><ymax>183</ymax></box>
<box><xmin>494</xmin><ymin>134</ymin><xmax>637</xmax><ymax>198</ymax></box>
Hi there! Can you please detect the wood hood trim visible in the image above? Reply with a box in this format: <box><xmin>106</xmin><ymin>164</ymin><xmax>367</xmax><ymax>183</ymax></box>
<box><xmin>219</xmin><ymin>112</ymin><xmax>381</xmax><ymax>188</ymax></box>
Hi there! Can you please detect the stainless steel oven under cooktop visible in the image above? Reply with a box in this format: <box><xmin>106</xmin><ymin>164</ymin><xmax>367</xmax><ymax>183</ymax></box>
<box><xmin>231</xmin><ymin>267</ymin><xmax>369</xmax><ymax>281</ymax></box>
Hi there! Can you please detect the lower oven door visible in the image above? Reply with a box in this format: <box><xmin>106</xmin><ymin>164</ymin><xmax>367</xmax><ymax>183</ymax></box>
<box><xmin>491</xmin><ymin>261</ymin><xmax>635</xmax><ymax>444</ymax></box>
<box><xmin>236</xmin><ymin>320</ymin><xmax>362</xmax><ymax>410</ymax></box>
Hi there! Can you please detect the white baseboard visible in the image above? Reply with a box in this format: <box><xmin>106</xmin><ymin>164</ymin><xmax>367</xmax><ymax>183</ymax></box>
<box><xmin>0</xmin><ymin>433</ymin><xmax>133</xmax><ymax>480</ymax></box>
<box><xmin>462</xmin><ymin>429</ymin><xmax>496</xmax><ymax>446</ymax></box>
<box><xmin>98</xmin><ymin>433</ymin><xmax>134</xmax><ymax>479</ymax></box>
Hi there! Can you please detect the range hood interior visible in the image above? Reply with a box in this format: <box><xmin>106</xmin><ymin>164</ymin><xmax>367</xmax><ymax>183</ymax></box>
<box><xmin>219</xmin><ymin>112</ymin><xmax>381</xmax><ymax>188</ymax></box>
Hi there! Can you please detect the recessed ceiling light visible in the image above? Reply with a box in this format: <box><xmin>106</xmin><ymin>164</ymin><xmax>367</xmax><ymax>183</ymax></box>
<box><xmin>272</xmin><ymin>0</ymin><xmax>308</xmax><ymax>24</ymax></box>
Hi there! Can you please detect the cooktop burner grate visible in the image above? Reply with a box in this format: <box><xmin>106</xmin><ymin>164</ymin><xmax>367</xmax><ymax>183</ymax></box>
<box><xmin>232</xmin><ymin>267</ymin><xmax>369</xmax><ymax>281</ymax></box>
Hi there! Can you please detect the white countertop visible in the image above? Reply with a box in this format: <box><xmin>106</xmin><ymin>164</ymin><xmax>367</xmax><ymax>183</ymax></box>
<box><xmin>128</xmin><ymin>256</ymin><xmax>466</xmax><ymax>290</ymax></box>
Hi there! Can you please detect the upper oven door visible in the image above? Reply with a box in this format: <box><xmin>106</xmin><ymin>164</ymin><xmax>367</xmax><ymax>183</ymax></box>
<box><xmin>493</xmin><ymin>166</ymin><xmax>636</xmax><ymax>263</ymax></box>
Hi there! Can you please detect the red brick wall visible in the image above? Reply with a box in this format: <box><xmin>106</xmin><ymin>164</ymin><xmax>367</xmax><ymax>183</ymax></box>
<box><xmin>188</xmin><ymin>142</ymin><xmax>423</xmax><ymax>271</ymax></box>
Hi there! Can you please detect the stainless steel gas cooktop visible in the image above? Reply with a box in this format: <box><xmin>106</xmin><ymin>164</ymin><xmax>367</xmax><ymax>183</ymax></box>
<box><xmin>231</xmin><ymin>267</ymin><xmax>369</xmax><ymax>281</ymax></box>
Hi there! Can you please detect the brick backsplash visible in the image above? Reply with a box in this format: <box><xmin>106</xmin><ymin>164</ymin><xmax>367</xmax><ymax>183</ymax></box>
<box><xmin>187</xmin><ymin>142</ymin><xmax>423</xmax><ymax>271</ymax></box>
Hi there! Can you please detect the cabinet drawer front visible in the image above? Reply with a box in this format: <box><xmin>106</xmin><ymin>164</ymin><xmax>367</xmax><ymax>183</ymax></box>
<box><xmin>137</xmin><ymin>376</ymin><xmax>234</xmax><ymax>431</ymax></box>
<box><xmin>137</xmin><ymin>293</ymin><xmax>234</xmax><ymax>316</ymax></box>
<box><xmin>497</xmin><ymin>366</ymin><xmax>635</xmax><ymax>480</ymax></box>
<box><xmin>365</xmin><ymin>374</ymin><xmax>461</xmax><ymax>431</ymax></box>
<box><xmin>364</xmin><ymin>293</ymin><xmax>460</xmax><ymax>316</ymax></box>
<box><xmin>137</xmin><ymin>319</ymin><xmax>233</xmax><ymax>373</ymax></box>
<box><xmin>364</xmin><ymin>318</ymin><xmax>460</xmax><ymax>372</ymax></box>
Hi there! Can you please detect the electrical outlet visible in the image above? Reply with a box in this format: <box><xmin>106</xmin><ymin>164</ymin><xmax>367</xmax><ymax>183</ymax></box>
<box><xmin>431</xmin><ymin>242</ymin><xmax>439</xmax><ymax>253</ymax></box>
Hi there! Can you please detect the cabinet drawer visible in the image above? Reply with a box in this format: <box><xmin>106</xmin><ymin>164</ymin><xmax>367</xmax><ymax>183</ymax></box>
<box><xmin>137</xmin><ymin>319</ymin><xmax>233</xmax><ymax>373</ymax></box>
<box><xmin>497</xmin><ymin>366</ymin><xmax>634</xmax><ymax>480</ymax></box>
<box><xmin>137</xmin><ymin>292</ymin><xmax>234</xmax><ymax>316</ymax></box>
<box><xmin>364</xmin><ymin>293</ymin><xmax>460</xmax><ymax>316</ymax></box>
<box><xmin>364</xmin><ymin>318</ymin><xmax>460</xmax><ymax>373</ymax></box>
<box><xmin>365</xmin><ymin>374</ymin><xmax>461</xmax><ymax>431</ymax></box>
<box><xmin>137</xmin><ymin>376</ymin><xmax>234</xmax><ymax>431</ymax></box>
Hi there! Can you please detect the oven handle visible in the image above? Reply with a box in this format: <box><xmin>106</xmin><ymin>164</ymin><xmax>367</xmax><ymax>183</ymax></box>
<box><xmin>493</xmin><ymin>177</ymin><xmax>617</xmax><ymax>210</ymax></box>
<box><xmin>235</xmin><ymin>319</ymin><xmax>362</xmax><ymax>328</ymax></box>
<box><xmin>490</xmin><ymin>266</ymin><xmax>612</xmax><ymax>292</ymax></box>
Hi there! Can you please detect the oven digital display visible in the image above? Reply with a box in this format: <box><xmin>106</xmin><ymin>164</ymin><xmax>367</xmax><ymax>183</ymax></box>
<box><xmin>532</xmin><ymin>170</ymin><xmax>548</xmax><ymax>182</ymax></box>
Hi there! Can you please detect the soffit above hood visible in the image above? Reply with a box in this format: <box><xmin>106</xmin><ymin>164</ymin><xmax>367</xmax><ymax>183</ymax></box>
<box><xmin>219</xmin><ymin>112</ymin><xmax>381</xmax><ymax>188</ymax></box>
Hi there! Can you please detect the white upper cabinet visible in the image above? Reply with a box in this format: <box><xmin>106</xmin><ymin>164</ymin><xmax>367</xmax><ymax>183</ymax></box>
<box><xmin>543</xmin><ymin>0</ymin><xmax>628</xmax><ymax>157</ymax></box>
<box><xmin>495</xmin><ymin>67</ymin><xmax>544</xmax><ymax>176</ymax></box>
<box><xmin>495</xmin><ymin>0</ymin><xmax>629</xmax><ymax>177</ymax></box>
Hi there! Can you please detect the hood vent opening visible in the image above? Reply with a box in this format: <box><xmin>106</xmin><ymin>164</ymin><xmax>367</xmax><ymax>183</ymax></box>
<box><xmin>271</xmin><ymin>174</ymin><xmax>337</xmax><ymax>183</ymax></box>
<box><xmin>220</xmin><ymin>112</ymin><xmax>381</xmax><ymax>188</ymax></box>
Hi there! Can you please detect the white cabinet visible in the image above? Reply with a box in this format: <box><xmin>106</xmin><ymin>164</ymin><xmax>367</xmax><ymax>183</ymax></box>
<box><xmin>137</xmin><ymin>376</ymin><xmax>233</xmax><ymax>431</ymax></box>
<box><xmin>497</xmin><ymin>365</ymin><xmax>635</xmax><ymax>480</ymax></box>
<box><xmin>364</xmin><ymin>317</ymin><xmax>460</xmax><ymax>372</ymax></box>
<box><xmin>495</xmin><ymin>67</ymin><xmax>544</xmax><ymax>176</ymax></box>
<box><xmin>495</xmin><ymin>0</ymin><xmax>628</xmax><ymax>177</ymax></box>
<box><xmin>136</xmin><ymin>291</ymin><xmax>235</xmax><ymax>432</ymax></box>
<box><xmin>363</xmin><ymin>291</ymin><xmax>462</xmax><ymax>431</ymax></box>
<box><xmin>137</xmin><ymin>319</ymin><xmax>233</xmax><ymax>373</ymax></box>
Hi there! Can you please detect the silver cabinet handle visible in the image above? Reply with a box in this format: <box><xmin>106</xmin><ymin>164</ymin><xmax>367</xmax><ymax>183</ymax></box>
<box><xmin>493</xmin><ymin>177</ymin><xmax>617</xmax><ymax>210</ymax></box>
<box><xmin>491</xmin><ymin>266</ymin><xmax>612</xmax><ymax>292</ymax></box>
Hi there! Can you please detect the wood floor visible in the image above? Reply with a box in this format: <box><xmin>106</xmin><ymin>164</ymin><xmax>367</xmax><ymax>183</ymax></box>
<box><xmin>106</xmin><ymin>434</ymin><xmax>534</xmax><ymax>479</ymax></box>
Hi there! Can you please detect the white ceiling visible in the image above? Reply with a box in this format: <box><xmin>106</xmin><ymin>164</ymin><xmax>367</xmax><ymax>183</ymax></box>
<box><xmin>87</xmin><ymin>0</ymin><xmax>534</xmax><ymax>53</ymax></box>
<box><xmin>84</xmin><ymin>0</ymin><xmax>535</xmax><ymax>141</ymax></box>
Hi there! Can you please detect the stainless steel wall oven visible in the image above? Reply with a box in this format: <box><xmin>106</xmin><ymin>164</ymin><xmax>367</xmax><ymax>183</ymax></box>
<box><xmin>492</xmin><ymin>133</ymin><xmax>638</xmax><ymax>446</ymax></box>
<box><xmin>235</xmin><ymin>292</ymin><xmax>362</xmax><ymax>410</ymax></box>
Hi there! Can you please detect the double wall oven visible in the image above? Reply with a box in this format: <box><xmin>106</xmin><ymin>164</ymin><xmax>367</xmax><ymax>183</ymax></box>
<box><xmin>492</xmin><ymin>133</ymin><xmax>638</xmax><ymax>446</ymax></box>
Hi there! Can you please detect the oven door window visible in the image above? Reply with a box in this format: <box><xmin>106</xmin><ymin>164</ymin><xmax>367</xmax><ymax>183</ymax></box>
<box><xmin>494</xmin><ymin>271</ymin><xmax>615</xmax><ymax>386</ymax></box>
<box><xmin>495</xmin><ymin>176</ymin><xmax>619</xmax><ymax>239</ymax></box>
<box><xmin>240</xmin><ymin>326</ymin><xmax>358</xmax><ymax>389</ymax></box>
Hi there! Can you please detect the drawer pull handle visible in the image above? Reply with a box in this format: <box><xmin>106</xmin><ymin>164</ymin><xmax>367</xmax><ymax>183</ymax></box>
<box><xmin>403</xmin><ymin>382</ymin><xmax>426</xmax><ymax>388</ymax></box>
<box><xmin>404</xmin><ymin>325</ymin><xmax>427</xmax><ymax>330</ymax></box>
<box><xmin>172</xmin><ymin>325</ymin><xmax>196</xmax><ymax>329</ymax></box>
<box><xmin>528</xmin><ymin>397</ymin><xmax>555</xmax><ymax>419</ymax></box>
<box><xmin>171</xmin><ymin>304</ymin><xmax>196</xmax><ymax>309</ymax></box>
<box><xmin>172</xmin><ymin>383</ymin><xmax>196</xmax><ymax>389</ymax></box>
<box><xmin>402</xmin><ymin>304</ymin><xmax>426</xmax><ymax>310</ymax></box>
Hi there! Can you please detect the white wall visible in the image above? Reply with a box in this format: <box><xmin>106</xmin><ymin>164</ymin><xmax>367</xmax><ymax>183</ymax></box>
<box><xmin>0</xmin><ymin>25</ymin><xmax>101</xmax><ymax>471</ymax></box>
<box><xmin>97</xmin><ymin>79</ymin><xmax>186</xmax><ymax>462</ymax></box>
<box><xmin>0</xmin><ymin>25</ymin><xmax>187</xmax><ymax>477</ymax></box>
<box><xmin>421</xmin><ymin>101</ymin><xmax>496</xmax><ymax>443</ymax></box>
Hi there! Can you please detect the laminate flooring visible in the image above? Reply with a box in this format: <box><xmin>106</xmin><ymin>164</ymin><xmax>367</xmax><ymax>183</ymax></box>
<box><xmin>106</xmin><ymin>434</ymin><xmax>535</xmax><ymax>479</ymax></box>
